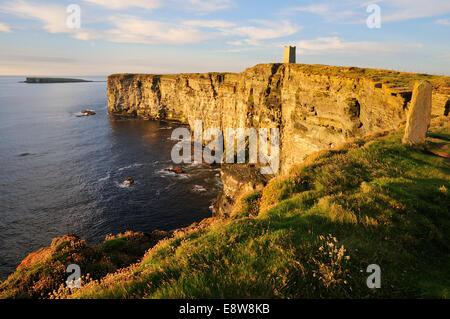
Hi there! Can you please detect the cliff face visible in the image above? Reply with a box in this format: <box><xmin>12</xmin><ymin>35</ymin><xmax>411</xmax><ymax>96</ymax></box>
<box><xmin>108</xmin><ymin>63</ymin><xmax>449</xmax><ymax>174</ymax></box>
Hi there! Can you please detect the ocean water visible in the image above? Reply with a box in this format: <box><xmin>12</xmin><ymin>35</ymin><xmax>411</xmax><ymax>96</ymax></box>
<box><xmin>0</xmin><ymin>76</ymin><xmax>221</xmax><ymax>280</ymax></box>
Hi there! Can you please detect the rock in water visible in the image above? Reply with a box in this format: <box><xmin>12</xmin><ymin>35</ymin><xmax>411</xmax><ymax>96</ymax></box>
<box><xmin>164</xmin><ymin>166</ymin><xmax>183</xmax><ymax>174</ymax></box>
<box><xmin>82</xmin><ymin>110</ymin><xmax>96</xmax><ymax>116</ymax></box>
<box><xmin>402</xmin><ymin>81</ymin><xmax>432</xmax><ymax>145</ymax></box>
<box><xmin>123</xmin><ymin>177</ymin><xmax>134</xmax><ymax>185</ymax></box>
<box><xmin>172</xmin><ymin>166</ymin><xmax>183</xmax><ymax>174</ymax></box>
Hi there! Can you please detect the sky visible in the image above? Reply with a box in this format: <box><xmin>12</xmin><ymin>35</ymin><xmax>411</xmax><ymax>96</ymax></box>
<box><xmin>0</xmin><ymin>0</ymin><xmax>449</xmax><ymax>76</ymax></box>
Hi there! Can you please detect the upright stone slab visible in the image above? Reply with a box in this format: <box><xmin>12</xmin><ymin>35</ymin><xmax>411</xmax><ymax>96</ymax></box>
<box><xmin>402</xmin><ymin>81</ymin><xmax>432</xmax><ymax>145</ymax></box>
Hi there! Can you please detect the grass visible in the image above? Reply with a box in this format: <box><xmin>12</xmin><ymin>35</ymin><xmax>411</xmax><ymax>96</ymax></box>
<box><xmin>287</xmin><ymin>64</ymin><xmax>450</xmax><ymax>90</ymax></box>
<box><xmin>0</xmin><ymin>231</ymin><xmax>168</xmax><ymax>299</ymax></box>
<box><xmin>40</xmin><ymin>117</ymin><xmax>448</xmax><ymax>299</ymax></box>
<box><xmin>1</xmin><ymin>117</ymin><xmax>449</xmax><ymax>299</ymax></box>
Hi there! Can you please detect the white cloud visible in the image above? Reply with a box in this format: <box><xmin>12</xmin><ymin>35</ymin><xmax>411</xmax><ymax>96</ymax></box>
<box><xmin>86</xmin><ymin>0</ymin><xmax>233</xmax><ymax>13</ymax></box>
<box><xmin>223</xmin><ymin>20</ymin><xmax>300</xmax><ymax>44</ymax></box>
<box><xmin>284</xmin><ymin>0</ymin><xmax>450</xmax><ymax>24</ymax></box>
<box><xmin>104</xmin><ymin>17</ymin><xmax>298</xmax><ymax>46</ymax></box>
<box><xmin>381</xmin><ymin>0</ymin><xmax>450</xmax><ymax>22</ymax></box>
<box><xmin>72</xmin><ymin>31</ymin><xmax>96</xmax><ymax>41</ymax></box>
<box><xmin>435</xmin><ymin>18</ymin><xmax>450</xmax><ymax>26</ymax></box>
<box><xmin>105</xmin><ymin>16</ymin><xmax>214</xmax><ymax>44</ymax></box>
<box><xmin>227</xmin><ymin>39</ymin><xmax>260</xmax><ymax>46</ymax></box>
<box><xmin>82</xmin><ymin>0</ymin><xmax>162</xmax><ymax>10</ymax></box>
<box><xmin>181</xmin><ymin>0</ymin><xmax>233</xmax><ymax>13</ymax></box>
<box><xmin>0</xmin><ymin>22</ymin><xmax>11</xmax><ymax>32</ymax></box>
<box><xmin>1</xmin><ymin>0</ymin><xmax>67</xmax><ymax>33</ymax></box>
<box><xmin>296</xmin><ymin>36</ymin><xmax>422</xmax><ymax>55</ymax></box>
<box><xmin>0</xmin><ymin>1</ymin><xmax>298</xmax><ymax>47</ymax></box>
<box><xmin>0</xmin><ymin>0</ymin><xmax>97</xmax><ymax>40</ymax></box>
<box><xmin>183</xmin><ymin>20</ymin><xmax>299</xmax><ymax>46</ymax></box>
<box><xmin>183</xmin><ymin>20</ymin><xmax>235</xmax><ymax>28</ymax></box>
<box><xmin>287</xmin><ymin>3</ymin><xmax>360</xmax><ymax>21</ymax></box>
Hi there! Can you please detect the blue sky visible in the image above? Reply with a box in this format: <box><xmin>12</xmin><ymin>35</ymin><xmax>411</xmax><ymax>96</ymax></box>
<box><xmin>0</xmin><ymin>0</ymin><xmax>449</xmax><ymax>76</ymax></box>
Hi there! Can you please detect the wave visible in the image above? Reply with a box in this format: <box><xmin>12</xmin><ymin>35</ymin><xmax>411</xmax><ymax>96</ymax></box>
<box><xmin>155</xmin><ymin>168</ymin><xmax>190</xmax><ymax>179</ymax></box>
<box><xmin>115</xmin><ymin>181</ymin><xmax>135</xmax><ymax>189</ymax></box>
<box><xmin>118</xmin><ymin>163</ymin><xmax>143</xmax><ymax>171</ymax></box>
<box><xmin>192</xmin><ymin>185</ymin><xmax>207</xmax><ymax>193</ymax></box>
<box><xmin>155</xmin><ymin>168</ymin><xmax>176</xmax><ymax>177</ymax></box>
<box><xmin>98</xmin><ymin>173</ymin><xmax>111</xmax><ymax>182</ymax></box>
<box><xmin>74</xmin><ymin>109</ymin><xmax>96</xmax><ymax>117</ymax></box>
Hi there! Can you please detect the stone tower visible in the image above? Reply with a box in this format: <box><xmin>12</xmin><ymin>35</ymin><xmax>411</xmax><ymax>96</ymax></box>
<box><xmin>283</xmin><ymin>46</ymin><xmax>296</xmax><ymax>63</ymax></box>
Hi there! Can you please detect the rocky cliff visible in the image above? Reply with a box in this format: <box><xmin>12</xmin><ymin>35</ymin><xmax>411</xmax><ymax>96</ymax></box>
<box><xmin>108</xmin><ymin>64</ymin><xmax>449</xmax><ymax>175</ymax></box>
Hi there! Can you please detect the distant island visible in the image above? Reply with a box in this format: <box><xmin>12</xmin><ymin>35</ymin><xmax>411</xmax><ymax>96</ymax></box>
<box><xmin>24</xmin><ymin>77</ymin><xmax>93</xmax><ymax>83</ymax></box>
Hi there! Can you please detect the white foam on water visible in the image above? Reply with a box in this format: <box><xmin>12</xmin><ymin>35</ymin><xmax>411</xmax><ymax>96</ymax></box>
<box><xmin>155</xmin><ymin>168</ymin><xmax>176</xmax><ymax>177</ymax></box>
<box><xmin>98</xmin><ymin>173</ymin><xmax>110</xmax><ymax>182</ymax></box>
<box><xmin>74</xmin><ymin>109</ymin><xmax>96</xmax><ymax>117</ymax></box>
<box><xmin>118</xmin><ymin>163</ymin><xmax>143</xmax><ymax>171</ymax></box>
<box><xmin>156</xmin><ymin>167</ymin><xmax>191</xmax><ymax>179</ymax></box>
<box><xmin>115</xmin><ymin>181</ymin><xmax>135</xmax><ymax>189</ymax></box>
<box><xmin>192</xmin><ymin>185</ymin><xmax>207</xmax><ymax>192</ymax></box>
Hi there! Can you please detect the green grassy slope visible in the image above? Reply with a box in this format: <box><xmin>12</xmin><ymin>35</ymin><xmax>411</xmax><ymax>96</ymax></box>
<box><xmin>47</xmin><ymin>117</ymin><xmax>449</xmax><ymax>299</ymax></box>
<box><xmin>1</xmin><ymin>118</ymin><xmax>449</xmax><ymax>299</ymax></box>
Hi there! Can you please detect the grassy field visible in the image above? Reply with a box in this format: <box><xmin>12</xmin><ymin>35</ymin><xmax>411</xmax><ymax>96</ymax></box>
<box><xmin>288</xmin><ymin>64</ymin><xmax>450</xmax><ymax>90</ymax></box>
<box><xmin>1</xmin><ymin>117</ymin><xmax>449</xmax><ymax>299</ymax></box>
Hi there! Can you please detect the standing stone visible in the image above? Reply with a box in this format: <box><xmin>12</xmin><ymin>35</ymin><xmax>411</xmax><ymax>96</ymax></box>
<box><xmin>402</xmin><ymin>81</ymin><xmax>432</xmax><ymax>145</ymax></box>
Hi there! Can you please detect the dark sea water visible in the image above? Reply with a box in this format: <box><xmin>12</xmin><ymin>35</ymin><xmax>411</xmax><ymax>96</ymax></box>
<box><xmin>0</xmin><ymin>76</ymin><xmax>221</xmax><ymax>280</ymax></box>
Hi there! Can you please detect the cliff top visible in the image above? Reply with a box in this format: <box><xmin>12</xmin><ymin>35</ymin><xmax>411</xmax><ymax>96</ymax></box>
<box><xmin>109</xmin><ymin>63</ymin><xmax>450</xmax><ymax>94</ymax></box>
<box><xmin>283</xmin><ymin>64</ymin><xmax>450</xmax><ymax>92</ymax></box>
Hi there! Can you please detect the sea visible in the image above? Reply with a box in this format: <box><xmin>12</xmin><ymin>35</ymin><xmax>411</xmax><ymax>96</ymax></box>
<box><xmin>0</xmin><ymin>76</ymin><xmax>221</xmax><ymax>280</ymax></box>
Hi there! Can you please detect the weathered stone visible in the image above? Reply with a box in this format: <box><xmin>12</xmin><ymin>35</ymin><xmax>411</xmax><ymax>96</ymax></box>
<box><xmin>82</xmin><ymin>110</ymin><xmax>96</xmax><ymax>116</ymax></box>
<box><xmin>165</xmin><ymin>166</ymin><xmax>183</xmax><ymax>174</ymax></box>
<box><xmin>402</xmin><ymin>81</ymin><xmax>432</xmax><ymax>145</ymax></box>
<box><xmin>212</xmin><ymin>164</ymin><xmax>268</xmax><ymax>217</ymax></box>
<box><xmin>108</xmin><ymin>64</ymin><xmax>415</xmax><ymax>174</ymax></box>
